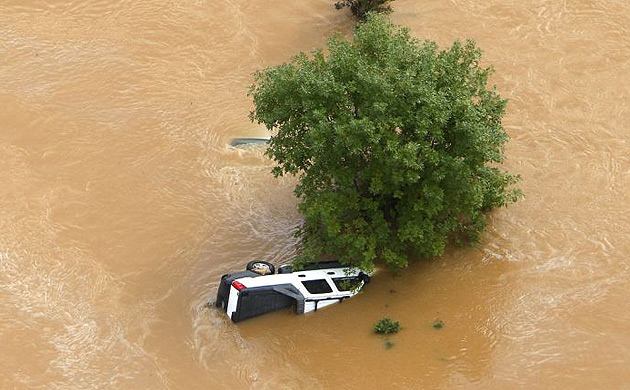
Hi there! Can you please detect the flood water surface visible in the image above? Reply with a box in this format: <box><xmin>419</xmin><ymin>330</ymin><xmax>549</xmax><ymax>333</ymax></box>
<box><xmin>1</xmin><ymin>1</ymin><xmax>630</xmax><ymax>389</ymax></box>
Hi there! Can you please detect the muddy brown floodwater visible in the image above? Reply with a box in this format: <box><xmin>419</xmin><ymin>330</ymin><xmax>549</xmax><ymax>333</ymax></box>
<box><xmin>1</xmin><ymin>0</ymin><xmax>630</xmax><ymax>389</ymax></box>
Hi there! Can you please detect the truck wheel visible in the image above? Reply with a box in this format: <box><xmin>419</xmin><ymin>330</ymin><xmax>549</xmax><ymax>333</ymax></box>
<box><xmin>246</xmin><ymin>261</ymin><xmax>275</xmax><ymax>275</ymax></box>
<box><xmin>359</xmin><ymin>272</ymin><xmax>371</xmax><ymax>284</ymax></box>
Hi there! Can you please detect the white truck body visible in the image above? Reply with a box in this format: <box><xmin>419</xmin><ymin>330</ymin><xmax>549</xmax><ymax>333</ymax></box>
<box><xmin>214</xmin><ymin>262</ymin><xmax>369</xmax><ymax>323</ymax></box>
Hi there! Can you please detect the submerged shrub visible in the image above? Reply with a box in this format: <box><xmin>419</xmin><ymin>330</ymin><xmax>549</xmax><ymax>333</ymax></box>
<box><xmin>373</xmin><ymin>318</ymin><xmax>401</xmax><ymax>334</ymax></box>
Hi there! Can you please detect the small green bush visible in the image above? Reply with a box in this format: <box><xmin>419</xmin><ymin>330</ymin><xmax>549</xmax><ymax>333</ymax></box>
<box><xmin>373</xmin><ymin>318</ymin><xmax>401</xmax><ymax>334</ymax></box>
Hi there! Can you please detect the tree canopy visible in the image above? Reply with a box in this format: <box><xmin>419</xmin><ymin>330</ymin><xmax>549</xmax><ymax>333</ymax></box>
<box><xmin>334</xmin><ymin>0</ymin><xmax>394</xmax><ymax>20</ymax></box>
<box><xmin>249</xmin><ymin>15</ymin><xmax>521</xmax><ymax>272</ymax></box>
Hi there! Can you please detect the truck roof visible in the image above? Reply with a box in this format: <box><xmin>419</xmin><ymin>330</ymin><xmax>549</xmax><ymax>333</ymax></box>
<box><xmin>236</xmin><ymin>267</ymin><xmax>360</xmax><ymax>289</ymax></box>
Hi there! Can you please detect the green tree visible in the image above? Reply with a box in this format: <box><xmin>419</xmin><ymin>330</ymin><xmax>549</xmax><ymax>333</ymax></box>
<box><xmin>249</xmin><ymin>15</ymin><xmax>521</xmax><ymax>272</ymax></box>
<box><xmin>334</xmin><ymin>0</ymin><xmax>394</xmax><ymax>20</ymax></box>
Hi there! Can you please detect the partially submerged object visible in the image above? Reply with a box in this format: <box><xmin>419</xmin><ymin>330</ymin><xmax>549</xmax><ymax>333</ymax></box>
<box><xmin>214</xmin><ymin>260</ymin><xmax>370</xmax><ymax>323</ymax></box>
<box><xmin>228</xmin><ymin>137</ymin><xmax>270</xmax><ymax>148</ymax></box>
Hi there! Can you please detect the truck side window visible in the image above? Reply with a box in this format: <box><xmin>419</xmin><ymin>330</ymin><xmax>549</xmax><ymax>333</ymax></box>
<box><xmin>301</xmin><ymin>279</ymin><xmax>333</xmax><ymax>294</ymax></box>
<box><xmin>332</xmin><ymin>277</ymin><xmax>360</xmax><ymax>291</ymax></box>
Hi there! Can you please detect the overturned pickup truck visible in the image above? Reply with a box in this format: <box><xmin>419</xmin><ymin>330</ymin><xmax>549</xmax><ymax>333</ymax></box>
<box><xmin>214</xmin><ymin>260</ymin><xmax>371</xmax><ymax>323</ymax></box>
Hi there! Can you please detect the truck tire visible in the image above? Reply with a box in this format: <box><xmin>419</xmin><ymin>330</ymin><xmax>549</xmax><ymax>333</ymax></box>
<box><xmin>246</xmin><ymin>261</ymin><xmax>275</xmax><ymax>275</ymax></box>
